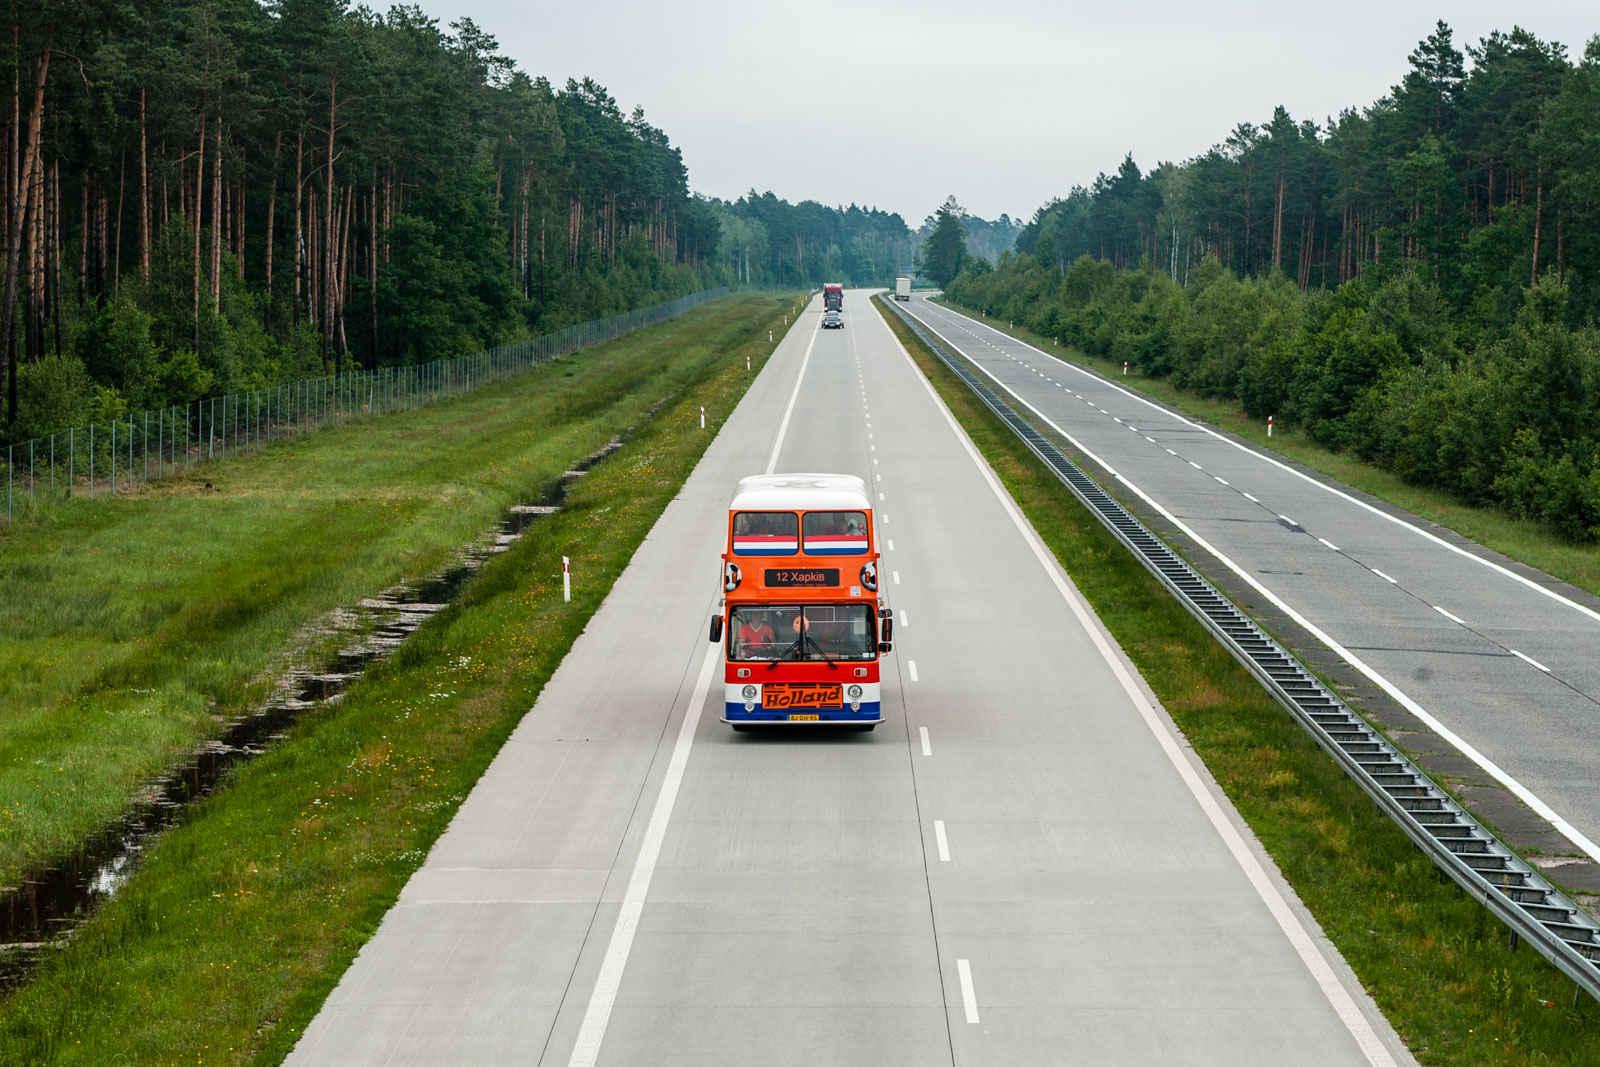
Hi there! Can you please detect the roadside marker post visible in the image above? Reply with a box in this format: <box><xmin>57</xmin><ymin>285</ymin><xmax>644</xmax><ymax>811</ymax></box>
<box><xmin>1123</xmin><ymin>361</ymin><xmax>1128</xmax><ymax>376</ymax></box>
<box><xmin>563</xmin><ymin>557</ymin><xmax>571</xmax><ymax>602</ymax></box>
<box><xmin>746</xmin><ymin>356</ymin><xmax>751</xmax><ymax>372</ymax></box>
<box><xmin>768</xmin><ymin>330</ymin><xmax>772</xmax><ymax>342</ymax></box>
<box><xmin>1269</xmin><ymin>415</ymin><xmax>1274</xmax><ymax>438</ymax></box>
<box><xmin>700</xmin><ymin>406</ymin><xmax>706</xmax><ymax>430</ymax></box>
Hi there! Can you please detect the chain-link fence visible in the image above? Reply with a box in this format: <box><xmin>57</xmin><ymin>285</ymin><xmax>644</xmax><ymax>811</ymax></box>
<box><xmin>3</xmin><ymin>287</ymin><xmax>729</xmax><ymax>522</ymax></box>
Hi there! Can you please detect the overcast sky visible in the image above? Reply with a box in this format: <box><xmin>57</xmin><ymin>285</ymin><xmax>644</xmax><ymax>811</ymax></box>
<box><xmin>403</xmin><ymin>0</ymin><xmax>1595</xmax><ymax>227</ymax></box>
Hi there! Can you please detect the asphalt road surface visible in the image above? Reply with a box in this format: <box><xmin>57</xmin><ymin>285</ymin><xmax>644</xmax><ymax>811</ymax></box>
<box><xmin>900</xmin><ymin>295</ymin><xmax>1600</xmax><ymax>867</ymax></box>
<box><xmin>288</xmin><ymin>292</ymin><xmax>1414</xmax><ymax>1066</ymax></box>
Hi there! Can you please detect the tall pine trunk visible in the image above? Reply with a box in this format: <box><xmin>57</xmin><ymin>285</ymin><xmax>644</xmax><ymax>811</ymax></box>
<box><xmin>2</xmin><ymin>46</ymin><xmax>49</xmax><ymax>431</ymax></box>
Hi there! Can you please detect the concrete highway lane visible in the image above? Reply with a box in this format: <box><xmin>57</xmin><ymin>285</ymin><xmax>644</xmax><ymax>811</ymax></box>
<box><xmin>289</xmin><ymin>292</ymin><xmax>1413</xmax><ymax>1065</ymax></box>
<box><xmin>901</xmin><ymin>295</ymin><xmax>1600</xmax><ymax>866</ymax></box>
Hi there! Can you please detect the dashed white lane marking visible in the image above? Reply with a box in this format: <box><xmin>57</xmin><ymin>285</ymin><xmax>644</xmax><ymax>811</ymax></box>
<box><xmin>1279</xmin><ymin>515</ymin><xmax>1297</xmax><ymax>526</ymax></box>
<box><xmin>899</xmin><ymin>609</ymin><xmax>907</xmax><ymax>626</ymax></box>
<box><xmin>893</xmin><ymin>571</ymin><xmax>900</xmax><ymax>584</ymax></box>
<box><xmin>1165</xmin><ymin>448</ymin><xmax>1177</xmax><ymax>455</ymax></box>
<box><xmin>934</xmin><ymin>820</ymin><xmax>951</xmax><ymax>862</ymax></box>
<box><xmin>873</xmin><ymin>458</ymin><xmax>879</xmax><ymax>465</ymax></box>
<box><xmin>875</xmin><ymin>474</ymin><xmax>882</xmax><ymax>482</ymax></box>
<box><xmin>888</xmin><ymin>303</ymin><xmax>1407</xmax><ymax>1063</ymax></box>
<box><xmin>763</xmin><ymin>318</ymin><xmax>822</xmax><ymax>475</ymax></box>
<box><xmin>1145</xmin><ymin>436</ymin><xmax>1156</xmax><ymax>443</ymax></box>
<box><xmin>957</xmin><ymin>959</ymin><xmax>980</xmax><ymax>1024</ymax></box>
<box><xmin>1512</xmin><ymin>649</ymin><xmax>1551</xmax><ymax>672</ymax></box>
<box><xmin>1214</xmin><ymin>477</ymin><xmax>1229</xmax><ymax>486</ymax></box>
<box><xmin>1189</xmin><ymin>461</ymin><xmax>1203</xmax><ymax>470</ymax></box>
<box><xmin>1435</xmin><ymin>606</ymin><xmax>1467</xmax><ymax>625</ymax></box>
<box><xmin>1318</xmin><ymin>538</ymin><xmax>1340</xmax><ymax>551</ymax></box>
<box><xmin>1373</xmin><ymin>569</ymin><xmax>1397</xmax><ymax>584</ymax></box>
<box><xmin>887</xmin><ymin>539</ymin><xmax>894</xmax><ymax>550</ymax></box>
<box><xmin>567</xmin><ymin>644</ymin><xmax>720</xmax><ymax>1066</ymax></box>
<box><xmin>907</xmin><ymin>660</ymin><xmax>918</xmax><ymax>681</ymax></box>
<box><xmin>878</xmin><ymin>492</ymin><xmax>884</xmax><ymax>501</ymax></box>
<box><xmin>919</xmin><ymin>726</ymin><xmax>931</xmax><ymax>756</ymax></box>
<box><xmin>1243</xmin><ymin>492</ymin><xmax>1260</xmax><ymax>503</ymax></box>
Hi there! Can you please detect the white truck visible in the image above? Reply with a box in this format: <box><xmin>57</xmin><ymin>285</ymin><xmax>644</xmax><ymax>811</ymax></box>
<box><xmin>895</xmin><ymin>277</ymin><xmax>911</xmax><ymax>301</ymax></box>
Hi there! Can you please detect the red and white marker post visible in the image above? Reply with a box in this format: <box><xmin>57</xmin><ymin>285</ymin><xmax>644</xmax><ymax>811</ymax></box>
<box><xmin>700</xmin><ymin>406</ymin><xmax>706</xmax><ymax>430</ymax></box>
<box><xmin>1268</xmin><ymin>415</ymin><xmax>1274</xmax><ymax>438</ymax></box>
<box><xmin>562</xmin><ymin>556</ymin><xmax>571</xmax><ymax>602</ymax></box>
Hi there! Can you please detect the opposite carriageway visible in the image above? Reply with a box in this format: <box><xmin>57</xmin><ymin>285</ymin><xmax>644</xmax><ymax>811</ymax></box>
<box><xmin>886</xmin><ymin>294</ymin><xmax>1600</xmax><ymax>1004</ymax></box>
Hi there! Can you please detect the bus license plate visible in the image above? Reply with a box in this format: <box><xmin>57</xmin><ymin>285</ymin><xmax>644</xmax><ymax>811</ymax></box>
<box><xmin>764</xmin><ymin>683</ymin><xmax>840</xmax><ymax>709</ymax></box>
<box><xmin>787</xmin><ymin>713</ymin><xmax>821</xmax><ymax>721</ymax></box>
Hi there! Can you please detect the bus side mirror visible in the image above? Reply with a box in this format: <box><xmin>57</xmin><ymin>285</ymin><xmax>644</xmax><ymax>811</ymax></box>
<box><xmin>878</xmin><ymin>642</ymin><xmax>893</xmax><ymax>653</ymax></box>
<box><xmin>881</xmin><ymin>618</ymin><xmax>893</xmax><ymax>641</ymax></box>
<box><xmin>709</xmin><ymin>616</ymin><xmax>723</xmax><ymax>643</ymax></box>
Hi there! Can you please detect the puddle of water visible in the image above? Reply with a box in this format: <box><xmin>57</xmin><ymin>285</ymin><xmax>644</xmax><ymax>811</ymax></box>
<box><xmin>0</xmin><ymin>438</ymin><xmax>623</xmax><ymax>989</ymax></box>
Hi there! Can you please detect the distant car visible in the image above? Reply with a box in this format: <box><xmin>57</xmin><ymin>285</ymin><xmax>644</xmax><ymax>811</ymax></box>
<box><xmin>822</xmin><ymin>311</ymin><xmax>844</xmax><ymax>329</ymax></box>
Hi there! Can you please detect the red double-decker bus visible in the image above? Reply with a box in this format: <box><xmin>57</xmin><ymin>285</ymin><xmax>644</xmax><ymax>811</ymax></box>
<box><xmin>709</xmin><ymin>474</ymin><xmax>892</xmax><ymax>730</ymax></box>
<box><xmin>823</xmin><ymin>283</ymin><xmax>843</xmax><ymax>311</ymax></box>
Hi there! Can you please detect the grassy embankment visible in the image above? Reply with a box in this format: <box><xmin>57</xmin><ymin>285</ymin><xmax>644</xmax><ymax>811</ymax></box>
<box><xmin>879</xmin><ymin>295</ymin><xmax>1599</xmax><ymax>1066</ymax></box>
<box><xmin>0</xmin><ymin>291</ymin><xmax>801</xmax><ymax>1062</ymax></box>
<box><xmin>932</xmin><ymin>297</ymin><xmax>1600</xmax><ymax>599</ymax></box>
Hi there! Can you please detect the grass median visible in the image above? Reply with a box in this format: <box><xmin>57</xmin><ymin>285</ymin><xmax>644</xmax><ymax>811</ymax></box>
<box><xmin>879</xmin><ymin>294</ymin><xmax>1599</xmax><ymax>1066</ymax></box>
<box><xmin>0</xmin><ymin>291</ymin><xmax>802</xmax><ymax>1062</ymax></box>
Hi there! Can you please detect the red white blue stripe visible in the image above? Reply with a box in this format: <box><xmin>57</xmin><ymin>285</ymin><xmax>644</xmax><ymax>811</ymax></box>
<box><xmin>803</xmin><ymin>535</ymin><xmax>868</xmax><ymax>555</ymax></box>
<box><xmin>733</xmin><ymin>535</ymin><xmax>799</xmax><ymax>555</ymax></box>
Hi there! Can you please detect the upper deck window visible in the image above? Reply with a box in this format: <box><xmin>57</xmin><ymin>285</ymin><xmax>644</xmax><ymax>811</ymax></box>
<box><xmin>801</xmin><ymin>511</ymin><xmax>869</xmax><ymax>555</ymax></box>
<box><xmin>732</xmin><ymin>511</ymin><xmax>799</xmax><ymax>555</ymax></box>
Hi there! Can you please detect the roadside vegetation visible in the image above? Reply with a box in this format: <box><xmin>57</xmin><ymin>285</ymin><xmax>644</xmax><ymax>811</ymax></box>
<box><xmin>0</xmin><ymin>292</ymin><xmax>791</xmax><ymax>889</ymax></box>
<box><xmin>877</xmin><ymin>295</ymin><xmax>1599</xmax><ymax>1066</ymax></box>
<box><xmin>0</xmin><ymin>290</ymin><xmax>798</xmax><ymax>1062</ymax></box>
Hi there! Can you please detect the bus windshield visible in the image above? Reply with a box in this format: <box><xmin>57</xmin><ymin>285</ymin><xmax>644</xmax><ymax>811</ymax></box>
<box><xmin>729</xmin><ymin>604</ymin><xmax>876</xmax><ymax>662</ymax></box>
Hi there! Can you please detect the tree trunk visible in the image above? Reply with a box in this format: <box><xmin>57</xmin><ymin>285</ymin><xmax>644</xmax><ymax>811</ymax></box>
<box><xmin>132</xmin><ymin>89</ymin><xmax>147</xmax><ymax>284</ymax></box>
<box><xmin>264</xmin><ymin>129</ymin><xmax>279</xmax><ymax>325</ymax></box>
<box><xmin>193</xmin><ymin>109</ymin><xmax>206</xmax><ymax>353</ymax></box>
<box><xmin>293</xmin><ymin>128</ymin><xmax>304</xmax><ymax>331</ymax></box>
<box><xmin>211</xmin><ymin>112</ymin><xmax>222</xmax><ymax>311</ymax></box>
<box><xmin>1530</xmin><ymin>167</ymin><xmax>1543</xmax><ymax>286</ymax></box>
<box><xmin>323</xmin><ymin>79</ymin><xmax>338</xmax><ymax>365</ymax></box>
<box><xmin>3</xmin><ymin>46</ymin><xmax>50</xmax><ymax>431</ymax></box>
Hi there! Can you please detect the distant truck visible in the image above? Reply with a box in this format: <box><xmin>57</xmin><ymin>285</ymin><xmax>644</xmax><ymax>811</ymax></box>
<box><xmin>823</xmin><ymin>283</ymin><xmax>843</xmax><ymax>311</ymax></box>
<box><xmin>895</xmin><ymin>277</ymin><xmax>911</xmax><ymax>301</ymax></box>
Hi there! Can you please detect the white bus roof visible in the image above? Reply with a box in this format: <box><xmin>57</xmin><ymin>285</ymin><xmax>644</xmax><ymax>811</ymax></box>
<box><xmin>732</xmin><ymin>473</ymin><xmax>871</xmax><ymax>512</ymax></box>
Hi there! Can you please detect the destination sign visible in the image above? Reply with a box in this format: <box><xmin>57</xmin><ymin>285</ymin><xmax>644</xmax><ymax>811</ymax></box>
<box><xmin>764</xmin><ymin>568</ymin><xmax>839</xmax><ymax>587</ymax></box>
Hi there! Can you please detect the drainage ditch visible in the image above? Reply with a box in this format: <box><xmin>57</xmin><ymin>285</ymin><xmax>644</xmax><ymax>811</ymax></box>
<box><xmin>0</xmin><ymin>438</ymin><xmax>622</xmax><ymax>989</ymax></box>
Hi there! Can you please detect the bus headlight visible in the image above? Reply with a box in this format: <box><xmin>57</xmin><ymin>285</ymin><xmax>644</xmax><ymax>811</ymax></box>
<box><xmin>742</xmin><ymin>684</ymin><xmax>758</xmax><ymax>701</ymax></box>
<box><xmin>846</xmin><ymin>685</ymin><xmax>863</xmax><ymax>700</ymax></box>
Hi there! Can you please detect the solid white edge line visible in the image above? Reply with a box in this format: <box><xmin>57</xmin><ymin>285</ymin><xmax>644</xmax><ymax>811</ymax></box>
<box><xmin>762</xmin><ymin>313</ymin><xmax>822</xmax><ymax>475</ymax></box>
<box><xmin>934</xmin><ymin>820</ymin><xmax>951</xmax><ymax>862</ymax></box>
<box><xmin>905</xmin><ymin>298</ymin><xmax>1600</xmax><ymax>867</ymax></box>
<box><xmin>889</xmin><ymin>300</ymin><xmax>1401</xmax><ymax>1065</ymax></box>
<box><xmin>920</xmin><ymin>300</ymin><xmax>1600</xmax><ymax>630</ymax></box>
<box><xmin>1512</xmin><ymin>649</ymin><xmax>1551</xmax><ymax>672</ymax></box>
<box><xmin>567</xmin><ymin>644</ymin><xmax>720</xmax><ymax>1067</ymax></box>
<box><xmin>956</xmin><ymin>959</ymin><xmax>980</xmax><ymax>1024</ymax></box>
<box><xmin>919</xmin><ymin>726</ymin><xmax>932</xmax><ymax>756</ymax></box>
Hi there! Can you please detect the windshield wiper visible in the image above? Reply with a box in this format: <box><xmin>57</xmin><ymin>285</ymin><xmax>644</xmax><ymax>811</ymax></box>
<box><xmin>804</xmin><ymin>635</ymin><xmax>838</xmax><ymax>668</ymax></box>
<box><xmin>767</xmin><ymin>638</ymin><xmax>802</xmax><ymax>669</ymax></box>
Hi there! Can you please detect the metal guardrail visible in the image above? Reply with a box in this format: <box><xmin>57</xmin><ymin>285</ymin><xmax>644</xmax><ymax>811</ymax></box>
<box><xmin>3</xmin><ymin>287</ymin><xmax>730</xmax><ymax>522</ymax></box>
<box><xmin>881</xmin><ymin>295</ymin><xmax>1600</xmax><ymax>1001</ymax></box>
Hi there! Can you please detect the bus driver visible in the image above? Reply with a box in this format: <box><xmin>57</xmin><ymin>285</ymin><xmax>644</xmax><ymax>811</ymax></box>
<box><xmin>736</xmin><ymin>610</ymin><xmax>778</xmax><ymax>659</ymax></box>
